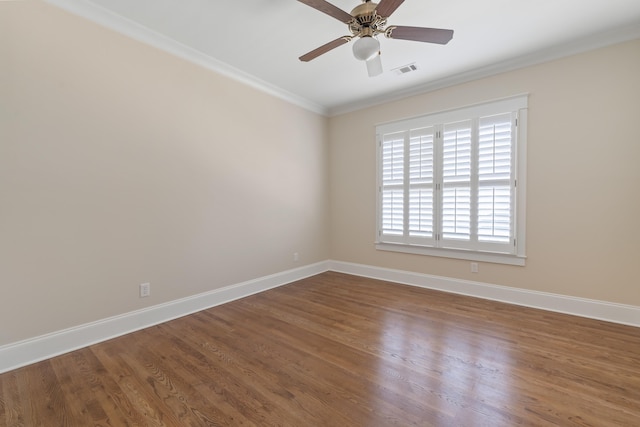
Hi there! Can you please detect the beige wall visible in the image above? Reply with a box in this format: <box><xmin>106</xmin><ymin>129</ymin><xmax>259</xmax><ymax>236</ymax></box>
<box><xmin>2</xmin><ymin>2</ymin><xmax>639</xmax><ymax>349</ymax></box>
<box><xmin>0</xmin><ymin>2</ymin><xmax>329</xmax><ymax>346</ymax></box>
<box><xmin>329</xmin><ymin>39</ymin><xmax>640</xmax><ymax>306</ymax></box>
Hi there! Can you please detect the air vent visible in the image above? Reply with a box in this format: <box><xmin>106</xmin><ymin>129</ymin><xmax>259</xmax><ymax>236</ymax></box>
<box><xmin>393</xmin><ymin>63</ymin><xmax>418</xmax><ymax>75</ymax></box>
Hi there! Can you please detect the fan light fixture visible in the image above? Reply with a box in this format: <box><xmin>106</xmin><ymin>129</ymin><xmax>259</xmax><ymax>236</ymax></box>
<box><xmin>352</xmin><ymin>36</ymin><xmax>380</xmax><ymax>61</ymax></box>
<box><xmin>298</xmin><ymin>0</ymin><xmax>454</xmax><ymax>77</ymax></box>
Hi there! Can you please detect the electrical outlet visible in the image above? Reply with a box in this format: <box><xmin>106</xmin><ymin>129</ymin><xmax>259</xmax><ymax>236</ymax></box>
<box><xmin>139</xmin><ymin>282</ymin><xmax>151</xmax><ymax>298</ymax></box>
<box><xmin>471</xmin><ymin>263</ymin><xmax>479</xmax><ymax>273</ymax></box>
<box><xmin>293</xmin><ymin>252</ymin><xmax>299</xmax><ymax>262</ymax></box>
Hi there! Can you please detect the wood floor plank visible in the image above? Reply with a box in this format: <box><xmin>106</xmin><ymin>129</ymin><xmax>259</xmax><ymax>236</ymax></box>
<box><xmin>0</xmin><ymin>372</ymin><xmax>23</xmax><ymax>427</ymax></box>
<box><xmin>213</xmin><ymin>304</ymin><xmax>436</xmax><ymax>425</ymax></box>
<box><xmin>173</xmin><ymin>311</ymin><xmax>368</xmax><ymax>426</ymax></box>
<box><xmin>226</xmin><ymin>296</ymin><xmax>461</xmax><ymax>423</ymax></box>
<box><xmin>49</xmin><ymin>352</ymin><xmax>103</xmax><ymax>425</ymax></box>
<box><xmin>165</xmin><ymin>316</ymin><xmax>319</xmax><ymax>426</ymax></box>
<box><xmin>1</xmin><ymin>271</ymin><xmax>639</xmax><ymax>426</ymax></box>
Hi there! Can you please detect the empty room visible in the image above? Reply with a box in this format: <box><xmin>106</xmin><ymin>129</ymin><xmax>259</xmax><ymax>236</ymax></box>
<box><xmin>1</xmin><ymin>0</ymin><xmax>640</xmax><ymax>425</ymax></box>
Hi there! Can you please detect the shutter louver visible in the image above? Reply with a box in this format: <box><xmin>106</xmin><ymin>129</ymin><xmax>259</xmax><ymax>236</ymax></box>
<box><xmin>478</xmin><ymin>114</ymin><xmax>513</xmax><ymax>244</ymax></box>
<box><xmin>442</xmin><ymin>187</ymin><xmax>471</xmax><ymax>240</ymax></box>
<box><xmin>381</xmin><ymin>132</ymin><xmax>405</xmax><ymax>237</ymax></box>
<box><xmin>443</xmin><ymin>121</ymin><xmax>472</xmax><ymax>183</ymax></box>
<box><xmin>382</xmin><ymin>190</ymin><xmax>404</xmax><ymax>235</ymax></box>
<box><xmin>478</xmin><ymin>186</ymin><xmax>511</xmax><ymax>243</ymax></box>
<box><xmin>442</xmin><ymin>121</ymin><xmax>472</xmax><ymax>241</ymax></box>
<box><xmin>382</xmin><ymin>132</ymin><xmax>404</xmax><ymax>185</ymax></box>
<box><xmin>408</xmin><ymin>127</ymin><xmax>434</xmax><ymax>238</ymax></box>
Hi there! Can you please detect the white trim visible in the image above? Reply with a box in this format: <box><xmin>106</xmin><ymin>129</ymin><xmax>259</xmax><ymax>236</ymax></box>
<box><xmin>515</xmin><ymin>108</ymin><xmax>528</xmax><ymax>257</ymax></box>
<box><xmin>376</xmin><ymin>94</ymin><xmax>529</xmax><ymax>130</ymax></box>
<box><xmin>376</xmin><ymin>96</ymin><xmax>527</xmax><ymax>264</ymax></box>
<box><xmin>3</xmin><ymin>259</ymin><xmax>638</xmax><ymax>374</ymax></box>
<box><xmin>328</xmin><ymin>24</ymin><xmax>640</xmax><ymax>116</ymax></box>
<box><xmin>375</xmin><ymin>243</ymin><xmax>526</xmax><ymax>266</ymax></box>
<box><xmin>41</xmin><ymin>1</ymin><xmax>640</xmax><ymax>118</ymax></box>
<box><xmin>43</xmin><ymin>0</ymin><xmax>328</xmax><ymax>116</ymax></box>
<box><xmin>0</xmin><ymin>261</ymin><xmax>329</xmax><ymax>374</ymax></box>
<box><xmin>328</xmin><ymin>260</ymin><xmax>640</xmax><ymax>328</ymax></box>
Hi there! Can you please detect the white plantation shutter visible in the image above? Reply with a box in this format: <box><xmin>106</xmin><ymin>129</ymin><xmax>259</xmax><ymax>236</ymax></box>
<box><xmin>478</xmin><ymin>186</ymin><xmax>511</xmax><ymax>243</ymax></box>
<box><xmin>477</xmin><ymin>113</ymin><xmax>514</xmax><ymax>246</ymax></box>
<box><xmin>442</xmin><ymin>121</ymin><xmax>472</xmax><ymax>244</ymax></box>
<box><xmin>442</xmin><ymin>187</ymin><xmax>471</xmax><ymax>241</ymax></box>
<box><xmin>382</xmin><ymin>189</ymin><xmax>403</xmax><ymax>236</ymax></box>
<box><xmin>376</xmin><ymin>96</ymin><xmax>527</xmax><ymax>263</ymax></box>
<box><xmin>381</xmin><ymin>132</ymin><xmax>405</xmax><ymax>240</ymax></box>
<box><xmin>408</xmin><ymin>127</ymin><xmax>435</xmax><ymax>243</ymax></box>
<box><xmin>380</xmin><ymin>127</ymin><xmax>436</xmax><ymax>245</ymax></box>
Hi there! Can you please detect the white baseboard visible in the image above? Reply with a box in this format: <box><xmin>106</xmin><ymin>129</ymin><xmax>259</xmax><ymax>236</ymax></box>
<box><xmin>3</xmin><ymin>259</ymin><xmax>638</xmax><ymax>374</ymax></box>
<box><xmin>0</xmin><ymin>261</ymin><xmax>329</xmax><ymax>374</ymax></box>
<box><xmin>328</xmin><ymin>260</ymin><xmax>640</xmax><ymax>328</ymax></box>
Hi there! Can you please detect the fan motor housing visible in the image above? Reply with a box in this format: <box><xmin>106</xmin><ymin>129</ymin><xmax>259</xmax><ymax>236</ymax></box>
<box><xmin>351</xmin><ymin>2</ymin><xmax>377</xmax><ymax>23</ymax></box>
<box><xmin>349</xmin><ymin>1</ymin><xmax>387</xmax><ymax>36</ymax></box>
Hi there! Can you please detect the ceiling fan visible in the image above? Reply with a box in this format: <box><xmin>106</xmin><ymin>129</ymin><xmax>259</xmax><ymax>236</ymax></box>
<box><xmin>298</xmin><ymin>0</ymin><xmax>454</xmax><ymax>77</ymax></box>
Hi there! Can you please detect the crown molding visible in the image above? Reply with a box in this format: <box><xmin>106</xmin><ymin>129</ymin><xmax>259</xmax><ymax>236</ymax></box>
<box><xmin>327</xmin><ymin>23</ymin><xmax>640</xmax><ymax>116</ymax></box>
<box><xmin>43</xmin><ymin>0</ymin><xmax>329</xmax><ymax>116</ymax></box>
<box><xmin>41</xmin><ymin>0</ymin><xmax>640</xmax><ymax>118</ymax></box>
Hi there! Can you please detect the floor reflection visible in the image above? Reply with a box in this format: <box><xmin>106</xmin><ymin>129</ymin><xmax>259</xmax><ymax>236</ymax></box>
<box><xmin>371</xmin><ymin>309</ymin><xmax>516</xmax><ymax>425</ymax></box>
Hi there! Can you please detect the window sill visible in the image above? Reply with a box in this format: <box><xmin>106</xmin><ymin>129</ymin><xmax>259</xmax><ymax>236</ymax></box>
<box><xmin>375</xmin><ymin>242</ymin><xmax>526</xmax><ymax>266</ymax></box>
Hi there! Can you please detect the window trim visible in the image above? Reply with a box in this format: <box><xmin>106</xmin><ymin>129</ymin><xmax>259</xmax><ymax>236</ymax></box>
<box><xmin>375</xmin><ymin>95</ymin><xmax>528</xmax><ymax>266</ymax></box>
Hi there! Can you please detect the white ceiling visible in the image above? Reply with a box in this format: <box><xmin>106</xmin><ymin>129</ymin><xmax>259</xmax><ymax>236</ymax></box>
<box><xmin>46</xmin><ymin>0</ymin><xmax>640</xmax><ymax>115</ymax></box>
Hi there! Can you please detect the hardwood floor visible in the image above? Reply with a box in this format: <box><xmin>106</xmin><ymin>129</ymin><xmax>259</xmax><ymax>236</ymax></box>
<box><xmin>1</xmin><ymin>272</ymin><xmax>639</xmax><ymax>426</ymax></box>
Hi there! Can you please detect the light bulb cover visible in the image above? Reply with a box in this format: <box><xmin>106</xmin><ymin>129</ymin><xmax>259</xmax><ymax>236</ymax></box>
<box><xmin>352</xmin><ymin>36</ymin><xmax>380</xmax><ymax>61</ymax></box>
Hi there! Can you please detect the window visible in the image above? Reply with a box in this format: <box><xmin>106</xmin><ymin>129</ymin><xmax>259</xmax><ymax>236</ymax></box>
<box><xmin>376</xmin><ymin>96</ymin><xmax>527</xmax><ymax>265</ymax></box>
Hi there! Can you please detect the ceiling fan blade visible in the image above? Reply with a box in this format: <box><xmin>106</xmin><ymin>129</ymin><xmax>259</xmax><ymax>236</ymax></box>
<box><xmin>297</xmin><ymin>0</ymin><xmax>353</xmax><ymax>23</ymax></box>
<box><xmin>366</xmin><ymin>53</ymin><xmax>383</xmax><ymax>77</ymax></box>
<box><xmin>375</xmin><ymin>0</ymin><xmax>405</xmax><ymax>18</ymax></box>
<box><xmin>386</xmin><ymin>26</ymin><xmax>454</xmax><ymax>44</ymax></box>
<box><xmin>299</xmin><ymin>36</ymin><xmax>351</xmax><ymax>62</ymax></box>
